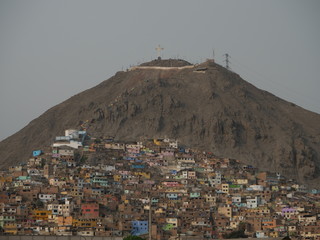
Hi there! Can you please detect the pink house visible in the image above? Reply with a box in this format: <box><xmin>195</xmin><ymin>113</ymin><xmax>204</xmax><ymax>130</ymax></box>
<box><xmin>162</xmin><ymin>181</ymin><xmax>180</xmax><ymax>187</ymax></box>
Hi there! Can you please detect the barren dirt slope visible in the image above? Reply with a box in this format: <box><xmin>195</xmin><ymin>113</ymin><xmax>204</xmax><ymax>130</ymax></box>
<box><xmin>1</xmin><ymin>59</ymin><xmax>319</xmax><ymax>186</ymax></box>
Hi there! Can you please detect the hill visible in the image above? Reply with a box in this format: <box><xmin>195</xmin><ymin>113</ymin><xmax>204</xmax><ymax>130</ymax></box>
<box><xmin>0</xmin><ymin>59</ymin><xmax>319</xmax><ymax>187</ymax></box>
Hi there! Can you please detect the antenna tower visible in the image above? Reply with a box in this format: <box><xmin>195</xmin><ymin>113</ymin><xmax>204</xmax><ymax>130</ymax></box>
<box><xmin>224</xmin><ymin>53</ymin><xmax>231</xmax><ymax>70</ymax></box>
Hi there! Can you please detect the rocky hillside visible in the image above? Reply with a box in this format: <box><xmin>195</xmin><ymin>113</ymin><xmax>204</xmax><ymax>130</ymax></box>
<box><xmin>1</xmin><ymin>59</ymin><xmax>320</xmax><ymax>187</ymax></box>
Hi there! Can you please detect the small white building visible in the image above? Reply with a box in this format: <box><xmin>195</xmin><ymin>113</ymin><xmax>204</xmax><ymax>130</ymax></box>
<box><xmin>166</xmin><ymin>218</ymin><xmax>178</xmax><ymax>228</ymax></box>
<box><xmin>169</xmin><ymin>140</ymin><xmax>178</xmax><ymax>149</ymax></box>
<box><xmin>65</xmin><ymin>129</ymin><xmax>79</xmax><ymax>139</ymax></box>
<box><xmin>232</xmin><ymin>196</ymin><xmax>242</xmax><ymax>204</ymax></box>
<box><xmin>53</xmin><ymin>140</ymin><xmax>82</xmax><ymax>149</ymax></box>
<box><xmin>38</xmin><ymin>193</ymin><xmax>56</xmax><ymax>203</ymax></box>
<box><xmin>249</xmin><ymin>185</ymin><xmax>264</xmax><ymax>191</ymax></box>
<box><xmin>246</xmin><ymin>196</ymin><xmax>260</xmax><ymax>208</ymax></box>
<box><xmin>77</xmin><ymin>230</ymin><xmax>94</xmax><ymax>236</ymax></box>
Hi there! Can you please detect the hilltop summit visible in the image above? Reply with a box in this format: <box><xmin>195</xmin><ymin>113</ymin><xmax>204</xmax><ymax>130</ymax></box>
<box><xmin>140</xmin><ymin>58</ymin><xmax>192</xmax><ymax>67</ymax></box>
<box><xmin>0</xmin><ymin>59</ymin><xmax>319</xmax><ymax>187</ymax></box>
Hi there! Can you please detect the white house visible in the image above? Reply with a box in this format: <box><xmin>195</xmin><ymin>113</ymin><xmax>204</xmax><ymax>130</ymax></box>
<box><xmin>38</xmin><ymin>193</ymin><xmax>56</xmax><ymax>203</ymax></box>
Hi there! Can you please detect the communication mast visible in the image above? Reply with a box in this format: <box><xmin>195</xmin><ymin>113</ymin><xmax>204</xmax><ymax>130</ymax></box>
<box><xmin>224</xmin><ymin>53</ymin><xmax>231</xmax><ymax>70</ymax></box>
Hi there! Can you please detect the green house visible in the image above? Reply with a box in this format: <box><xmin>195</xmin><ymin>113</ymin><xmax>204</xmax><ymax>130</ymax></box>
<box><xmin>190</xmin><ymin>192</ymin><xmax>201</xmax><ymax>198</ymax></box>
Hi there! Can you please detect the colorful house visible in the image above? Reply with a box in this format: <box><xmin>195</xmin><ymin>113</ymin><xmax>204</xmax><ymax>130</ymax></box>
<box><xmin>131</xmin><ymin>220</ymin><xmax>148</xmax><ymax>236</ymax></box>
<box><xmin>81</xmin><ymin>202</ymin><xmax>99</xmax><ymax>219</ymax></box>
<box><xmin>33</xmin><ymin>210</ymin><xmax>51</xmax><ymax>221</ymax></box>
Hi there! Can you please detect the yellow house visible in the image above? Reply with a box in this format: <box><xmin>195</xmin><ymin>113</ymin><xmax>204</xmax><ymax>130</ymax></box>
<box><xmin>33</xmin><ymin>210</ymin><xmax>51</xmax><ymax>221</ymax></box>
<box><xmin>134</xmin><ymin>172</ymin><xmax>150</xmax><ymax>179</ymax></box>
<box><xmin>221</xmin><ymin>184</ymin><xmax>229</xmax><ymax>194</ymax></box>
<box><xmin>113</xmin><ymin>175</ymin><xmax>122</xmax><ymax>182</ymax></box>
<box><xmin>153</xmin><ymin>139</ymin><xmax>161</xmax><ymax>146</ymax></box>
<box><xmin>269</xmin><ymin>231</ymin><xmax>279</xmax><ymax>238</ymax></box>
<box><xmin>48</xmin><ymin>214</ymin><xmax>57</xmax><ymax>223</ymax></box>
<box><xmin>4</xmin><ymin>223</ymin><xmax>18</xmax><ymax>235</ymax></box>
<box><xmin>155</xmin><ymin>208</ymin><xmax>165</xmax><ymax>214</ymax></box>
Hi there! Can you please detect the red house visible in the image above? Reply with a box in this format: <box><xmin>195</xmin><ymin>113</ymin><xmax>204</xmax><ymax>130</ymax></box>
<box><xmin>81</xmin><ymin>202</ymin><xmax>99</xmax><ymax>219</ymax></box>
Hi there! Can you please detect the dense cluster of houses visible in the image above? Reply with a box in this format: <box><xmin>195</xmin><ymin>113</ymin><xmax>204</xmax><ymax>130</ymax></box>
<box><xmin>0</xmin><ymin>129</ymin><xmax>320</xmax><ymax>239</ymax></box>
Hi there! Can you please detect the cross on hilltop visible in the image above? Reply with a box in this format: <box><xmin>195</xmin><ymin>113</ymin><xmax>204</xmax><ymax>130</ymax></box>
<box><xmin>155</xmin><ymin>45</ymin><xmax>164</xmax><ymax>60</ymax></box>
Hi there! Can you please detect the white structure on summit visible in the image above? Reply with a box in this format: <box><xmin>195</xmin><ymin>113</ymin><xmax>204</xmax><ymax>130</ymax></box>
<box><xmin>129</xmin><ymin>65</ymin><xmax>194</xmax><ymax>71</ymax></box>
<box><xmin>155</xmin><ymin>44</ymin><xmax>164</xmax><ymax>59</ymax></box>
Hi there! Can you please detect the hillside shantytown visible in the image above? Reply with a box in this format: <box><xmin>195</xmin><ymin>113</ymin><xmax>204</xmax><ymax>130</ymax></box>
<box><xmin>0</xmin><ymin>129</ymin><xmax>319</xmax><ymax>239</ymax></box>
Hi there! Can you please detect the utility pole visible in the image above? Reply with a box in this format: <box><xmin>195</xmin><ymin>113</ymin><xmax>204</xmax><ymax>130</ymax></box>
<box><xmin>224</xmin><ymin>53</ymin><xmax>230</xmax><ymax>70</ymax></box>
<box><xmin>149</xmin><ymin>194</ymin><xmax>152</xmax><ymax>240</ymax></box>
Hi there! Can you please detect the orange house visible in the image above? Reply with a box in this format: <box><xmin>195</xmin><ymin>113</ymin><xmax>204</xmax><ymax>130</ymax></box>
<box><xmin>33</xmin><ymin>210</ymin><xmax>51</xmax><ymax>221</ymax></box>
<box><xmin>72</xmin><ymin>218</ymin><xmax>97</xmax><ymax>228</ymax></box>
<box><xmin>56</xmin><ymin>216</ymin><xmax>73</xmax><ymax>226</ymax></box>
<box><xmin>261</xmin><ymin>218</ymin><xmax>277</xmax><ymax>230</ymax></box>
<box><xmin>0</xmin><ymin>176</ymin><xmax>12</xmax><ymax>183</ymax></box>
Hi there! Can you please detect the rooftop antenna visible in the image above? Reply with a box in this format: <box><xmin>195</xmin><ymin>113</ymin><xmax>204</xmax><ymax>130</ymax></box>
<box><xmin>224</xmin><ymin>53</ymin><xmax>231</xmax><ymax>70</ymax></box>
<box><xmin>155</xmin><ymin>44</ymin><xmax>164</xmax><ymax>60</ymax></box>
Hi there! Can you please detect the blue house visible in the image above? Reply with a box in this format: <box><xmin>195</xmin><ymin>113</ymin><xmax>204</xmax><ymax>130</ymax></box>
<box><xmin>311</xmin><ymin>189</ymin><xmax>320</xmax><ymax>194</ymax></box>
<box><xmin>124</xmin><ymin>157</ymin><xmax>136</xmax><ymax>161</ymax></box>
<box><xmin>131</xmin><ymin>220</ymin><xmax>148</xmax><ymax>236</ymax></box>
<box><xmin>132</xmin><ymin>165</ymin><xmax>145</xmax><ymax>169</ymax></box>
<box><xmin>166</xmin><ymin>193</ymin><xmax>178</xmax><ymax>200</ymax></box>
<box><xmin>171</xmin><ymin>170</ymin><xmax>177</xmax><ymax>175</ymax></box>
<box><xmin>32</xmin><ymin>150</ymin><xmax>42</xmax><ymax>157</ymax></box>
<box><xmin>179</xmin><ymin>147</ymin><xmax>185</xmax><ymax>153</ymax></box>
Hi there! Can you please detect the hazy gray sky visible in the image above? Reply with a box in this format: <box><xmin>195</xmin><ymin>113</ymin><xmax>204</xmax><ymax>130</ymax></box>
<box><xmin>1</xmin><ymin>0</ymin><xmax>320</xmax><ymax>141</ymax></box>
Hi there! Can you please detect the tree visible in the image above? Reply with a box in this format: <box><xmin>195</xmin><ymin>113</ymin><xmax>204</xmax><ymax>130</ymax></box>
<box><xmin>223</xmin><ymin>222</ymin><xmax>248</xmax><ymax>238</ymax></box>
<box><xmin>33</xmin><ymin>199</ymin><xmax>44</xmax><ymax>209</ymax></box>
<box><xmin>223</xmin><ymin>229</ymin><xmax>248</xmax><ymax>238</ymax></box>
<box><xmin>123</xmin><ymin>235</ymin><xmax>146</xmax><ymax>240</ymax></box>
<box><xmin>80</xmin><ymin>155</ymin><xmax>87</xmax><ymax>164</ymax></box>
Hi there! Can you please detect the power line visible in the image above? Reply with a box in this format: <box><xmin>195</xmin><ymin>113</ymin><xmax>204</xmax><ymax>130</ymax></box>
<box><xmin>230</xmin><ymin>56</ymin><xmax>320</xmax><ymax>113</ymax></box>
